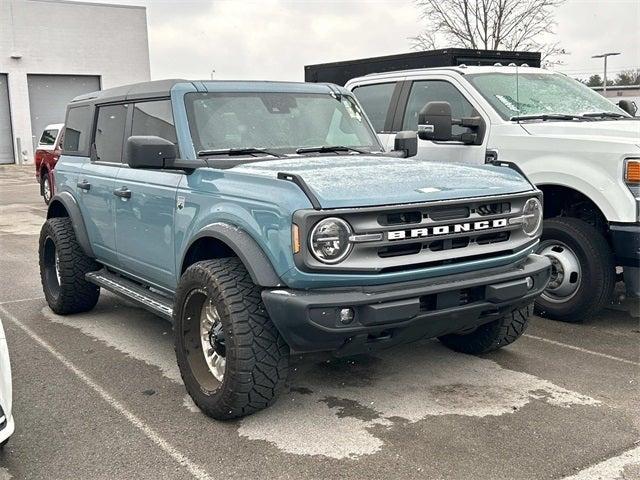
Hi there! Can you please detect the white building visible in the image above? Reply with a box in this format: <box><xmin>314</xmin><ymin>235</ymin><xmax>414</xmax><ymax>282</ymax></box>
<box><xmin>0</xmin><ymin>0</ymin><xmax>150</xmax><ymax>164</ymax></box>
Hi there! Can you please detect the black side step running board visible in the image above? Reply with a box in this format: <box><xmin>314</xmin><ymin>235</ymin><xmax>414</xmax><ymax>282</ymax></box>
<box><xmin>86</xmin><ymin>269</ymin><xmax>174</xmax><ymax>321</ymax></box>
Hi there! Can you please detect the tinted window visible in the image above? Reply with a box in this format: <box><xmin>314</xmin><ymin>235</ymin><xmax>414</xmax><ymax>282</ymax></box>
<box><xmin>131</xmin><ymin>100</ymin><xmax>177</xmax><ymax>144</ymax></box>
<box><xmin>94</xmin><ymin>104</ymin><xmax>128</xmax><ymax>163</ymax></box>
<box><xmin>352</xmin><ymin>83</ymin><xmax>396</xmax><ymax>132</ymax></box>
<box><xmin>63</xmin><ymin>106</ymin><xmax>92</xmax><ymax>154</ymax></box>
<box><xmin>402</xmin><ymin>81</ymin><xmax>475</xmax><ymax>134</ymax></box>
<box><xmin>39</xmin><ymin>129</ymin><xmax>58</xmax><ymax>146</ymax></box>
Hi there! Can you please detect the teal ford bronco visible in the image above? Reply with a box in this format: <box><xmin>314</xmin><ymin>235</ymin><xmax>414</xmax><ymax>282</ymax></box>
<box><xmin>39</xmin><ymin>80</ymin><xmax>551</xmax><ymax>419</ymax></box>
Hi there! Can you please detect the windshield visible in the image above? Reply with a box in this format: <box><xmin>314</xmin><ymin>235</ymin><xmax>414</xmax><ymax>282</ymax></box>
<box><xmin>465</xmin><ymin>72</ymin><xmax>629</xmax><ymax>120</ymax></box>
<box><xmin>184</xmin><ymin>91</ymin><xmax>381</xmax><ymax>155</ymax></box>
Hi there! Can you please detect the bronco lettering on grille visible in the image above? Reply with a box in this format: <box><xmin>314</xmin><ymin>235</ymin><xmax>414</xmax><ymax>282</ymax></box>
<box><xmin>387</xmin><ymin>218</ymin><xmax>508</xmax><ymax>241</ymax></box>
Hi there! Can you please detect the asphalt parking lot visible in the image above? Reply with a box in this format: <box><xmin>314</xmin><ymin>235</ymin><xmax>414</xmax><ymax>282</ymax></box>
<box><xmin>0</xmin><ymin>165</ymin><xmax>638</xmax><ymax>480</ymax></box>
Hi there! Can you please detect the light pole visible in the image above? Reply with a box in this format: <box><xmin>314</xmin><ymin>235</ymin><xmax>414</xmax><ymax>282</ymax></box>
<box><xmin>591</xmin><ymin>52</ymin><xmax>620</xmax><ymax>94</ymax></box>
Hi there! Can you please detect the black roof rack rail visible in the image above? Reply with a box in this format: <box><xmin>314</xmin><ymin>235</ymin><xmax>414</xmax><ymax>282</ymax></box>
<box><xmin>305</xmin><ymin>48</ymin><xmax>541</xmax><ymax>86</ymax></box>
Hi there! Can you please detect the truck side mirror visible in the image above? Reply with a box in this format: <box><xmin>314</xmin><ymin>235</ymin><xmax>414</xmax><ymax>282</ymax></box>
<box><xmin>418</xmin><ymin>101</ymin><xmax>453</xmax><ymax>141</ymax></box>
<box><xmin>126</xmin><ymin>136</ymin><xmax>177</xmax><ymax>169</ymax></box>
<box><xmin>392</xmin><ymin>131</ymin><xmax>418</xmax><ymax>158</ymax></box>
<box><xmin>618</xmin><ymin>100</ymin><xmax>637</xmax><ymax>116</ymax></box>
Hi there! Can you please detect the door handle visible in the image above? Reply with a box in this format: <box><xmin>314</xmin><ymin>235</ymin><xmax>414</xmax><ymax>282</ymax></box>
<box><xmin>113</xmin><ymin>187</ymin><xmax>131</xmax><ymax>199</ymax></box>
<box><xmin>77</xmin><ymin>180</ymin><xmax>91</xmax><ymax>191</ymax></box>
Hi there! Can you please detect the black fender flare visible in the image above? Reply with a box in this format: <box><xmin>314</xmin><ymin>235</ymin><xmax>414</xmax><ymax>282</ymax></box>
<box><xmin>183</xmin><ymin>223</ymin><xmax>283</xmax><ymax>287</ymax></box>
<box><xmin>47</xmin><ymin>192</ymin><xmax>95</xmax><ymax>258</ymax></box>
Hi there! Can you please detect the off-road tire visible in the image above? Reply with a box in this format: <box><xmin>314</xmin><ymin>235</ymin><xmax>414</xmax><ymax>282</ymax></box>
<box><xmin>174</xmin><ymin>258</ymin><xmax>289</xmax><ymax>420</ymax></box>
<box><xmin>439</xmin><ymin>304</ymin><xmax>532</xmax><ymax>354</ymax></box>
<box><xmin>535</xmin><ymin>217</ymin><xmax>615</xmax><ymax>322</ymax></box>
<box><xmin>39</xmin><ymin>217</ymin><xmax>100</xmax><ymax>314</ymax></box>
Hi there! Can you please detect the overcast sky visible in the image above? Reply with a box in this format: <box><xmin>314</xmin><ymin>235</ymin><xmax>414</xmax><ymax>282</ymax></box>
<box><xmin>93</xmin><ymin>0</ymin><xmax>639</xmax><ymax>82</ymax></box>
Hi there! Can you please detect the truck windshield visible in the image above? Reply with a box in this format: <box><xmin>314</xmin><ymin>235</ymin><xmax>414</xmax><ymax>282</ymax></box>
<box><xmin>184</xmin><ymin>92</ymin><xmax>381</xmax><ymax>155</ymax></box>
<box><xmin>465</xmin><ymin>72</ymin><xmax>629</xmax><ymax>120</ymax></box>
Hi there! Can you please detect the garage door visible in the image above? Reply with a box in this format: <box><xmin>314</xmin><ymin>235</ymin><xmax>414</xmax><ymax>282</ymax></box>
<box><xmin>0</xmin><ymin>74</ymin><xmax>14</xmax><ymax>164</ymax></box>
<box><xmin>27</xmin><ymin>74</ymin><xmax>100</xmax><ymax>150</ymax></box>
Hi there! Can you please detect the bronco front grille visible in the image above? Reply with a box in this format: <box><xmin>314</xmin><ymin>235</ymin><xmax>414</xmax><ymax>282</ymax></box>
<box><xmin>293</xmin><ymin>192</ymin><xmax>540</xmax><ymax>273</ymax></box>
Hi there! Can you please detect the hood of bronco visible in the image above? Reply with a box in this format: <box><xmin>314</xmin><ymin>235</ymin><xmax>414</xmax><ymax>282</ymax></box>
<box><xmin>232</xmin><ymin>156</ymin><xmax>533</xmax><ymax>209</ymax></box>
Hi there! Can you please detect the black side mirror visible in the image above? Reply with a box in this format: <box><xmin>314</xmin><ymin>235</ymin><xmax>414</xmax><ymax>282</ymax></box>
<box><xmin>618</xmin><ymin>100</ymin><xmax>637</xmax><ymax>116</ymax></box>
<box><xmin>392</xmin><ymin>131</ymin><xmax>418</xmax><ymax>158</ymax></box>
<box><xmin>418</xmin><ymin>101</ymin><xmax>453</xmax><ymax>141</ymax></box>
<box><xmin>126</xmin><ymin>136</ymin><xmax>177</xmax><ymax>169</ymax></box>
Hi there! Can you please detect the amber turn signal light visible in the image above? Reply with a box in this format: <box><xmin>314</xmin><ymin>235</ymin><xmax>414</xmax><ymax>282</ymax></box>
<box><xmin>292</xmin><ymin>224</ymin><xmax>301</xmax><ymax>254</ymax></box>
<box><xmin>625</xmin><ymin>160</ymin><xmax>640</xmax><ymax>183</ymax></box>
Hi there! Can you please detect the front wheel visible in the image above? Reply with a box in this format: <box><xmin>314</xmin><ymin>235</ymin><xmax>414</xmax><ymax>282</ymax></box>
<box><xmin>174</xmin><ymin>258</ymin><xmax>289</xmax><ymax>420</ymax></box>
<box><xmin>39</xmin><ymin>217</ymin><xmax>100</xmax><ymax>314</ymax></box>
<box><xmin>535</xmin><ymin>217</ymin><xmax>615</xmax><ymax>322</ymax></box>
<box><xmin>439</xmin><ymin>304</ymin><xmax>532</xmax><ymax>354</ymax></box>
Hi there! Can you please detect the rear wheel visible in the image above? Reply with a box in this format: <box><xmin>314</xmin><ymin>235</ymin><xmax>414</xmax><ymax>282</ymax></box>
<box><xmin>41</xmin><ymin>172</ymin><xmax>51</xmax><ymax>205</ymax></box>
<box><xmin>39</xmin><ymin>217</ymin><xmax>100</xmax><ymax>315</ymax></box>
<box><xmin>535</xmin><ymin>217</ymin><xmax>615</xmax><ymax>322</ymax></box>
<box><xmin>174</xmin><ymin>258</ymin><xmax>289</xmax><ymax>420</ymax></box>
<box><xmin>439</xmin><ymin>304</ymin><xmax>532</xmax><ymax>354</ymax></box>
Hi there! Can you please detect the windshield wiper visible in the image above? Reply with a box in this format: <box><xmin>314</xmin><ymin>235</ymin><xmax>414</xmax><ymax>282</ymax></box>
<box><xmin>296</xmin><ymin>145</ymin><xmax>369</xmax><ymax>154</ymax></box>
<box><xmin>197</xmin><ymin>147</ymin><xmax>282</xmax><ymax>158</ymax></box>
<box><xmin>510</xmin><ymin>113</ymin><xmax>590</xmax><ymax>122</ymax></box>
<box><xmin>581</xmin><ymin>112</ymin><xmax>628</xmax><ymax>119</ymax></box>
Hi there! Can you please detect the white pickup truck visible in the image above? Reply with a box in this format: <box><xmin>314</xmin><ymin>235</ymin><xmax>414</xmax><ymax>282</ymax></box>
<box><xmin>346</xmin><ymin>65</ymin><xmax>640</xmax><ymax>321</ymax></box>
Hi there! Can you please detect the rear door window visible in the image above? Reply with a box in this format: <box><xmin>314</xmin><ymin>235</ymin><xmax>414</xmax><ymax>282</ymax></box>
<box><xmin>94</xmin><ymin>104</ymin><xmax>128</xmax><ymax>163</ymax></box>
<box><xmin>352</xmin><ymin>82</ymin><xmax>396</xmax><ymax>133</ymax></box>
<box><xmin>63</xmin><ymin>106</ymin><xmax>92</xmax><ymax>154</ymax></box>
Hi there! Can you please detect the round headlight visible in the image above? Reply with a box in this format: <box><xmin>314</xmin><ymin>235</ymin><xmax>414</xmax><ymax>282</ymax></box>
<box><xmin>309</xmin><ymin>217</ymin><xmax>353</xmax><ymax>264</ymax></box>
<box><xmin>522</xmin><ymin>198</ymin><xmax>543</xmax><ymax>236</ymax></box>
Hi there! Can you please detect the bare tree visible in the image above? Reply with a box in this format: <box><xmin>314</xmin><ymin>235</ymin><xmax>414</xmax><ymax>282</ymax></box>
<box><xmin>411</xmin><ymin>0</ymin><xmax>567</xmax><ymax>65</ymax></box>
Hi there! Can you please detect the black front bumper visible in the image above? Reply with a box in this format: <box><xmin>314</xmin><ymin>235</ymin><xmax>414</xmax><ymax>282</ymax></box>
<box><xmin>610</xmin><ymin>223</ymin><xmax>640</xmax><ymax>267</ymax></box>
<box><xmin>262</xmin><ymin>254</ymin><xmax>551</xmax><ymax>355</ymax></box>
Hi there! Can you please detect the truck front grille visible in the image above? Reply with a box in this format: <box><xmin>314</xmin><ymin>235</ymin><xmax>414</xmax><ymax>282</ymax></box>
<box><xmin>294</xmin><ymin>192</ymin><xmax>539</xmax><ymax>273</ymax></box>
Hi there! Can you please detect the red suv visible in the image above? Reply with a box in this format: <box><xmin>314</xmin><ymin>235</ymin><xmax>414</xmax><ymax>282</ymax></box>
<box><xmin>34</xmin><ymin>123</ymin><xmax>64</xmax><ymax>204</ymax></box>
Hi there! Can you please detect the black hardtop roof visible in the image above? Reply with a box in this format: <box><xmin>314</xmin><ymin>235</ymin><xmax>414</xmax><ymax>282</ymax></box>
<box><xmin>69</xmin><ymin>79</ymin><xmax>347</xmax><ymax>107</ymax></box>
<box><xmin>70</xmin><ymin>79</ymin><xmax>188</xmax><ymax>105</ymax></box>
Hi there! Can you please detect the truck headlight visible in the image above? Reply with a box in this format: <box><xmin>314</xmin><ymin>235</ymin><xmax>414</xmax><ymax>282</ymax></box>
<box><xmin>522</xmin><ymin>198</ymin><xmax>543</xmax><ymax>236</ymax></box>
<box><xmin>309</xmin><ymin>217</ymin><xmax>353</xmax><ymax>264</ymax></box>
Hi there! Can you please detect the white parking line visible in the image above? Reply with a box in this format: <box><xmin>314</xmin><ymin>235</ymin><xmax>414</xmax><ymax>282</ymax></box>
<box><xmin>0</xmin><ymin>297</ymin><xmax>45</xmax><ymax>306</ymax></box>
<box><xmin>524</xmin><ymin>334</ymin><xmax>640</xmax><ymax>367</ymax></box>
<box><xmin>0</xmin><ymin>305</ymin><xmax>214</xmax><ymax>480</ymax></box>
<box><xmin>561</xmin><ymin>445</ymin><xmax>640</xmax><ymax>479</ymax></box>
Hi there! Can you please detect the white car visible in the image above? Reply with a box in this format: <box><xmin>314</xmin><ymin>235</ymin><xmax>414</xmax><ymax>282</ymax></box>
<box><xmin>346</xmin><ymin>65</ymin><xmax>640</xmax><ymax>321</ymax></box>
<box><xmin>0</xmin><ymin>317</ymin><xmax>13</xmax><ymax>448</ymax></box>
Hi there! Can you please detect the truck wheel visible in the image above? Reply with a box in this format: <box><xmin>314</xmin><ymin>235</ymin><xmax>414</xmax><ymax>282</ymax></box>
<box><xmin>535</xmin><ymin>217</ymin><xmax>615</xmax><ymax>322</ymax></box>
<box><xmin>174</xmin><ymin>258</ymin><xmax>289</xmax><ymax>420</ymax></box>
<box><xmin>41</xmin><ymin>172</ymin><xmax>52</xmax><ymax>205</ymax></box>
<box><xmin>439</xmin><ymin>304</ymin><xmax>532</xmax><ymax>354</ymax></box>
<box><xmin>39</xmin><ymin>217</ymin><xmax>100</xmax><ymax>315</ymax></box>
